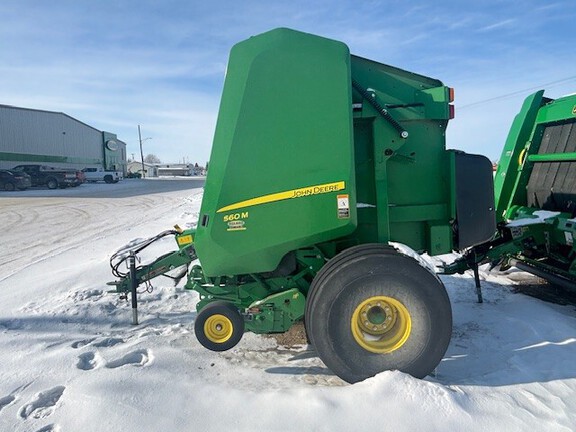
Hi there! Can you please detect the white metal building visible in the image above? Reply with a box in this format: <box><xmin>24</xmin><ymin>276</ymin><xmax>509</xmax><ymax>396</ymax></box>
<box><xmin>156</xmin><ymin>163</ymin><xmax>193</xmax><ymax>176</ymax></box>
<box><xmin>127</xmin><ymin>161</ymin><xmax>158</xmax><ymax>177</ymax></box>
<box><xmin>156</xmin><ymin>163</ymin><xmax>206</xmax><ymax>176</ymax></box>
<box><xmin>0</xmin><ymin>104</ymin><xmax>127</xmax><ymax>172</ymax></box>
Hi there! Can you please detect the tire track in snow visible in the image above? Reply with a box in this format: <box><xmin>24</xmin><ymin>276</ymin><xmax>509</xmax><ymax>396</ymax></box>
<box><xmin>0</xmin><ymin>190</ymin><xmax>199</xmax><ymax>282</ymax></box>
<box><xmin>1</xmin><ymin>207</ymin><xmax>40</xmax><ymax>231</ymax></box>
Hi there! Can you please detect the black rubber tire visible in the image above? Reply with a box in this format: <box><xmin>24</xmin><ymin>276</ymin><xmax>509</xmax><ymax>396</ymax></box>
<box><xmin>4</xmin><ymin>182</ymin><xmax>15</xmax><ymax>191</ymax></box>
<box><xmin>104</xmin><ymin>175</ymin><xmax>113</xmax><ymax>184</ymax></box>
<box><xmin>194</xmin><ymin>301</ymin><xmax>245</xmax><ymax>352</ymax></box>
<box><xmin>305</xmin><ymin>244</ymin><xmax>397</xmax><ymax>346</ymax></box>
<box><xmin>46</xmin><ymin>178</ymin><xmax>58</xmax><ymax>189</ymax></box>
<box><xmin>306</xmin><ymin>244</ymin><xmax>452</xmax><ymax>383</ymax></box>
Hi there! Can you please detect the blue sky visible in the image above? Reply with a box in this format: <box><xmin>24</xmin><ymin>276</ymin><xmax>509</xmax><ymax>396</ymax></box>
<box><xmin>1</xmin><ymin>0</ymin><xmax>575</xmax><ymax>164</ymax></box>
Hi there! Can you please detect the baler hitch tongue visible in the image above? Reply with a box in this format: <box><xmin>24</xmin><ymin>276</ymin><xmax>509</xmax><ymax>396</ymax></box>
<box><xmin>107</xmin><ymin>227</ymin><xmax>197</xmax><ymax>294</ymax></box>
<box><xmin>105</xmin><ymin>280</ymin><xmax>123</xmax><ymax>293</ymax></box>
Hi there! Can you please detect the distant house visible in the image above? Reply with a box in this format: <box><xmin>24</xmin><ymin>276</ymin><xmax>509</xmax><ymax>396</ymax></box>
<box><xmin>156</xmin><ymin>164</ymin><xmax>192</xmax><ymax>177</ymax></box>
<box><xmin>155</xmin><ymin>163</ymin><xmax>205</xmax><ymax>177</ymax></box>
<box><xmin>127</xmin><ymin>161</ymin><xmax>157</xmax><ymax>177</ymax></box>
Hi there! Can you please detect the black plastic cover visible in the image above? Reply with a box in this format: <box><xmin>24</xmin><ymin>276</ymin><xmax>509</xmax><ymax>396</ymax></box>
<box><xmin>455</xmin><ymin>153</ymin><xmax>496</xmax><ymax>249</ymax></box>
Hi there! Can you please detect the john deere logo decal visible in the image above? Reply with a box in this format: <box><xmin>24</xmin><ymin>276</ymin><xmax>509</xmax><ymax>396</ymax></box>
<box><xmin>217</xmin><ymin>181</ymin><xmax>346</xmax><ymax>213</ymax></box>
<box><xmin>572</xmin><ymin>105</ymin><xmax>576</xmax><ymax>115</ymax></box>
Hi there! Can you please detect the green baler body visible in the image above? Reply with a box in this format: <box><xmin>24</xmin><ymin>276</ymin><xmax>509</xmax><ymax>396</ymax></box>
<box><xmin>195</xmin><ymin>28</ymin><xmax>480</xmax><ymax>278</ymax></box>
<box><xmin>195</xmin><ymin>29</ymin><xmax>356</xmax><ymax>276</ymax></box>
<box><xmin>109</xmin><ymin>28</ymin><xmax>573</xmax><ymax>378</ymax></box>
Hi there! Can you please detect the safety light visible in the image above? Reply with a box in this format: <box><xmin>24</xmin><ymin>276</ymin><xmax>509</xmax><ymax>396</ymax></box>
<box><xmin>448</xmin><ymin>87</ymin><xmax>455</xmax><ymax>118</ymax></box>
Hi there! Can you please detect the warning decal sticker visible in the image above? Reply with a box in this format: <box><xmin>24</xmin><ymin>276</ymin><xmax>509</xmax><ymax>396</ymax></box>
<box><xmin>337</xmin><ymin>194</ymin><xmax>350</xmax><ymax>219</ymax></box>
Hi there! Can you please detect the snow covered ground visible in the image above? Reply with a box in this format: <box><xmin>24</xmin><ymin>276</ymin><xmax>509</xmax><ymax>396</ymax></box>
<box><xmin>1</xmin><ymin>179</ymin><xmax>576</xmax><ymax>432</ymax></box>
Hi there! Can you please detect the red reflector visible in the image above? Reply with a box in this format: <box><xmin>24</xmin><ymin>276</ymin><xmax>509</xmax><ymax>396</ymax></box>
<box><xmin>449</xmin><ymin>104</ymin><xmax>455</xmax><ymax>119</ymax></box>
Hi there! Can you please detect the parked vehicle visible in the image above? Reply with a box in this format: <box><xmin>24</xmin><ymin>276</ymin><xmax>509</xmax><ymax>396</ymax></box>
<box><xmin>0</xmin><ymin>169</ymin><xmax>32</xmax><ymax>191</ymax></box>
<box><xmin>82</xmin><ymin>167</ymin><xmax>122</xmax><ymax>183</ymax></box>
<box><xmin>11</xmin><ymin>164</ymin><xmax>78</xmax><ymax>189</ymax></box>
<box><xmin>73</xmin><ymin>170</ymin><xmax>86</xmax><ymax>186</ymax></box>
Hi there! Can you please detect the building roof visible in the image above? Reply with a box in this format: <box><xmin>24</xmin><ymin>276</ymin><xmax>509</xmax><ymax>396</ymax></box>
<box><xmin>127</xmin><ymin>161</ymin><xmax>157</xmax><ymax>168</ymax></box>
<box><xmin>0</xmin><ymin>103</ymin><xmax>102</xmax><ymax>133</ymax></box>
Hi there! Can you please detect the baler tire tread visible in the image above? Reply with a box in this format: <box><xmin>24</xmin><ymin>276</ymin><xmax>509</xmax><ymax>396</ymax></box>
<box><xmin>306</xmin><ymin>246</ymin><xmax>452</xmax><ymax>383</ymax></box>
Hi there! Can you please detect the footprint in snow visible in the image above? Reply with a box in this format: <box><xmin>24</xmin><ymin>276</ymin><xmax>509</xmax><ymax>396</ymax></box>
<box><xmin>18</xmin><ymin>386</ymin><xmax>65</xmax><ymax>420</ymax></box>
<box><xmin>0</xmin><ymin>395</ymin><xmax>16</xmax><ymax>413</ymax></box>
<box><xmin>34</xmin><ymin>424</ymin><xmax>60</xmax><ymax>432</ymax></box>
<box><xmin>1</xmin><ymin>382</ymin><xmax>35</xmax><ymax>414</ymax></box>
<box><xmin>106</xmin><ymin>349</ymin><xmax>152</xmax><ymax>369</ymax></box>
<box><xmin>70</xmin><ymin>338</ymin><xmax>95</xmax><ymax>349</ymax></box>
<box><xmin>71</xmin><ymin>337</ymin><xmax>125</xmax><ymax>350</ymax></box>
<box><xmin>92</xmin><ymin>337</ymin><xmax>125</xmax><ymax>348</ymax></box>
<box><xmin>76</xmin><ymin>351</ymin><xmax>105</xmax><ymax>371</ymax></box>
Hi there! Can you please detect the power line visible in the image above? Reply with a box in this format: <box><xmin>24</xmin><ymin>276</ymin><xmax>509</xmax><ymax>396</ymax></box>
<box><xmin>459</xmin><ymin>75</ymin><xmax>576</xmax><ymax>109</ymax></box>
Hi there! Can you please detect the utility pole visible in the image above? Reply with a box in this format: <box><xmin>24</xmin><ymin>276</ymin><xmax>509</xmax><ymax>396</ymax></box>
<box><xmin>138</xmin><ymin>125</ymin><xmax>145</xmax><ymax>178</ymax></box>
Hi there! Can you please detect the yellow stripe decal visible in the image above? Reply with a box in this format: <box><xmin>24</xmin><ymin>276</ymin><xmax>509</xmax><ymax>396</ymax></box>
<box><xmin>217</xmin><ymin>181</ymin><xmax>346</xmax><ymax>213</ymax></box>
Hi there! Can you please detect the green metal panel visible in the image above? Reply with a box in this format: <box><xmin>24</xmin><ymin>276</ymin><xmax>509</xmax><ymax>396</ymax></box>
<box><xmin>493</xmin><ymin>91</ymin><xmax>545</xmax><ymax>221</ymax></box>
<box><xmin>349</xmin><ymin>56</ymin><xmax>454</xmax><ymax>253</ymax></box>
<box><xmin>195</xmin><ymin>28</ymin><xmax>356</xmax><ymax>277</ymax></box>
<box><xmin>536</xmin><ymin>93</ymin><xmax>576</xmax><ymax>124</ymax></box>
<box><xmin>102</xmin><ymin>132</ymin><xmax>123</xmax><ymax>170</ymax></box>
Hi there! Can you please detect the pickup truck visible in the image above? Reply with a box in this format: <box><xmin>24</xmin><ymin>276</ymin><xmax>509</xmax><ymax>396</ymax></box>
<box><xmin>11</xmin><ymin>164</ymin><xmax>79</xmax><ymax>189</ymax></box>
<box><xmin>82</xmin><ymin>167</ymin><xmax>122</xmax><ymax>183</ymax></box>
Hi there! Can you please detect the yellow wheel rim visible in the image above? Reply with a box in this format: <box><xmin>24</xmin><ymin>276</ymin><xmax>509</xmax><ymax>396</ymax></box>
<box><xmin>204</xmin><ymin>314</ymin><xmax>234</xmax><ymax>344</ymax></box>
<box><xmin>351</xmin><ymin>296</ymin><xmax>411</xmax><ymax>354</ymax></box>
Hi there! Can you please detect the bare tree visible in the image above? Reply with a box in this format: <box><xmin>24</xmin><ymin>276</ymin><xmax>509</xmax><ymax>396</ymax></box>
<box><xmin>144</xmin><ymin>154</ymin><xmax>161</xmax><ymax>164</ymax></box>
